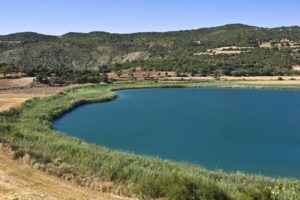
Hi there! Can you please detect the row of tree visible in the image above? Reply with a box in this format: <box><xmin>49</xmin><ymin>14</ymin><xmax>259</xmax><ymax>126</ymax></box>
<box><xmin>0</xmin><ymin>64</ymin><xmax>109</xmax><ymax>85</ymax></box>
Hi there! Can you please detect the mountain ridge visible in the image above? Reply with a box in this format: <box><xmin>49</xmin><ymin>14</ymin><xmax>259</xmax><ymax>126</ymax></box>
<box><xmin>0</xmin><ymin>23</ymin><xmax>299</xmax><ymax>79</ymax></box>
<box><xmin>1</xmin><ymin>23</ymin><xmax>300</xmax><ymax>37</ymax></box>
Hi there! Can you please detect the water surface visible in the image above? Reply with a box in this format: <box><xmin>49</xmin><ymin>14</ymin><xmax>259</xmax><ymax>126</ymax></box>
<box><xmin>54</xmin><ymin>88</ymin><xmax>300</xmax><ymax>178</ymax></box>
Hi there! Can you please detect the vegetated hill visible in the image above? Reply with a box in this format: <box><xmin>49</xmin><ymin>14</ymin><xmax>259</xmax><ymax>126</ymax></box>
<box><xmin>0</xmin><ymin>24</ymin><xmax>300</xmax><ymax>76</ymax></box>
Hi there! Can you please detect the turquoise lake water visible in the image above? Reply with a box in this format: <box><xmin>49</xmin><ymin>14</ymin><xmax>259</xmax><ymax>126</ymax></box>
<box><xmin>54</xmin><ymin>88</ymin><xmax>300</xmax><ymax>178</ymax></box>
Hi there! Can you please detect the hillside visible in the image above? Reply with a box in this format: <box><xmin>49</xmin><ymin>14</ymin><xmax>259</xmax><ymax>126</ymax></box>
<box><xmin>0</xmin><ymin>24</ymin><xmax>300</xmax><ymax>78</ymax></box>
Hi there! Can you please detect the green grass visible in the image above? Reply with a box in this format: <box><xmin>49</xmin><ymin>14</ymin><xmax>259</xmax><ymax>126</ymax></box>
<box><xmin>1</xmin><ymin>81</ymin><xmax>300</xmax><ymax>200</ymax></box>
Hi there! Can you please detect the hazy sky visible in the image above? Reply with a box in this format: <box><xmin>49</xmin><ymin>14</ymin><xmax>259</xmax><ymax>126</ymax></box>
<box><xmin>1</xmin><ymin>0</ymin><xmax>299</xmax><ymax>35</ymax></box>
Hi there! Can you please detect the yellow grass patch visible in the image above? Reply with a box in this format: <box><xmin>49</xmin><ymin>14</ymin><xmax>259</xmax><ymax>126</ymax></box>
<box><xmin>0</xmin><ymin>93</ymin><xmax>46</xmax><ymax>112</ymax></box>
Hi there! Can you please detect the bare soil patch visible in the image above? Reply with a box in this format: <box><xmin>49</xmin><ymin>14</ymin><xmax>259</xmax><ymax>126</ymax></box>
<box><xmin>293</xmin><ymin>66</ymin><xmax>300</xmax><ymax>71</ymax></box>
<box><xmin>194</xmin><ymin>46</ymin><xmax>253</xmax><ymax>56</ymax></box>
<box><xmin>0</xmin><ymin>77</ymin><xmax>34</xmax><ymax>89</ymax></box>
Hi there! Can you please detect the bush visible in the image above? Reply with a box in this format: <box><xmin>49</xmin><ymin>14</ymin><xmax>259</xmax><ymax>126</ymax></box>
<box><xmin>278</xmin><ymin>77</ymin><xmax>284</xmax><ymax>81</ymax></box>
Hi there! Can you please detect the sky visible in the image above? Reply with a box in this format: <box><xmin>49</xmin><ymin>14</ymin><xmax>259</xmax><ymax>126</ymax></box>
<box><xmin>0</xmin><ymin>0</ymin><xmax>299</xmax><ymax>35</ymax></box>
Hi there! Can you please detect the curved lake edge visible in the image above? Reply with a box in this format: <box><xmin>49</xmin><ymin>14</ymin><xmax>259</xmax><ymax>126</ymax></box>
<box><xmin>2</xmin><ymin>81</ymin><xmax>300</xmax><ymax>199</ymax></box>
<box><xmin>53</xmin><ymin>82</ymin><xmax>300</xmax><ymax>178</ymax></box>
<box><xmin>53</xmin><ymin>81</ymin><xmax>300</xmax><ymax>120</ymax></box>
<box><xmin>54</xmin><ymin>87</ymin><xmax>300</xmax><ymax>178</ymax></box>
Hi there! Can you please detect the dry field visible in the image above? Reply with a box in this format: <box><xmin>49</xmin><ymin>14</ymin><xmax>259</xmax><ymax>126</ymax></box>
<box><xmin>0</xmin><ymin>77</ymin><xmax>34</xmax><ymax>89</ymax></box>
<box><xmin>0</xmin><ymin>77</ymin><xmax>82</xmax><ymax>112</ymax></box>
<box><xmin>0</xmin><ymin>93</ymin><xmax>46</xmax><ymax>112</ymax></box>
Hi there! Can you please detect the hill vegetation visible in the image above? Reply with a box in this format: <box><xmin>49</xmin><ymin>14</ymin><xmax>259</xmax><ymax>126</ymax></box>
<box><xmin>1</xmin><ymin>24</ymin><xmax>300</xmax><ymax>84</ymax></box>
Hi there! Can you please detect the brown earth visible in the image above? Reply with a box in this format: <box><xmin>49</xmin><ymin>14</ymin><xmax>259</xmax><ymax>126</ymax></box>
<box><xmin>0</xmin><ymin>77</ymin><xmax>34</xmax><ymax>89</ymax></box>
<box><xmin>293</xmin><ymin>66</ymin><xmax>300</xmax><ymax>71</ymax></box>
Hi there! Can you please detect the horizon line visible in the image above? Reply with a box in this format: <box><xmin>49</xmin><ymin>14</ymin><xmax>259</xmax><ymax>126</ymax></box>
<box><xmin>1</xmin><ymin>23</ymin><xmax>300</xmax><ymax>37</ymax></box>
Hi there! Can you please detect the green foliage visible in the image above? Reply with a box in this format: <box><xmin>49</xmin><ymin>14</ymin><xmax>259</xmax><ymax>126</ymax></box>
<box><xmin>0</xmin><ymin>63</ymin><xmax>17</xmax><ymax>76</ymax></box>
<box><xmin>0</xmin><ymin>24</ymin><xmax>299</xmax><ymax>77</ymax></box>
<box><xmin>25</xmin><ymin>66</ymin><xmax>107</xmax><ymax>85</ymax></box>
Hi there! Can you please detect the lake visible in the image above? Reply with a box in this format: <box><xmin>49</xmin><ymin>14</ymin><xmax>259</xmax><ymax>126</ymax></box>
<box><xmin>54</xmin><ymin>88</ymin><xmax>300</xmax><ymax>178</ymax></box>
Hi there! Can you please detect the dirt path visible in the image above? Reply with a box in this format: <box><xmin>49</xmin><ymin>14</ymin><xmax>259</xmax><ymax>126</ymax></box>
<box><xmin>0</xmin><ymin>148</ymin><xmax>134</xmax><ymax>200</ymax></box>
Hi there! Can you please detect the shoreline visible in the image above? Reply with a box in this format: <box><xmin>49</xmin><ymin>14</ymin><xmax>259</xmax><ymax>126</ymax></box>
<box><xmin>1</xmin><ymin>81</ymin><xmax>300</xmax><ymax>199</ymax></box>
<box><xmin>2</xmin><ymin>79</ymin><xmax>300</xmax><ymax>112</ymax></box>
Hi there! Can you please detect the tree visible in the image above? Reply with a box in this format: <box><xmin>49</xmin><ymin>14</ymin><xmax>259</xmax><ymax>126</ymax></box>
<box><xmin>113</xmin><ymin>63</ymin><xmax>123</xmax><ymax>72</ymax></box>
<box><xmin>116</xmin><ymin>70</ymin><xmax>123</xmax><ymax>77</ymax></box>
<box><xmin>102</xmin><ymin>73</ymin><xmax>109</xmax><ymax>83</ymax></box>
<box><xmin>128</xmin><ymin>69</ymin><xmax>135</xmax><ymax>80</ymax></box>
<box><xmin>35</xmin><ymin>73</ymin><xmax>49</xmax><ymax>84</ymax></box>
<box><xmin>175</xmin><ymin>69</ymin><xmax>182</xmax><ymax>77</ymax></box>
<box><xmin>213</xmin><ymin>70</ymin><xmax>222</xmax><ymax>80</ymax></box>
<box><xmin>0</xmin><ymin>65</ymin><xmax>14</xmax><ymax>78</ymax></box>
<box><xmin>98</xmin><ymin>65</ymin><xmax>110</xmax><ymax>73</ymax></box>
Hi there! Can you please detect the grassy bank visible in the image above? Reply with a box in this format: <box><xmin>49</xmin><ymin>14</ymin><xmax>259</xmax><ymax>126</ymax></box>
<box><xmin>1</xmin><ymin>81</ymin><xmax>300</xmax><ymax>200</ymax></box>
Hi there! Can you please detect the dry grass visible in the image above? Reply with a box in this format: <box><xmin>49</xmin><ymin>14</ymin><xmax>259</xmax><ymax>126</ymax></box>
<box><xmin>0</xmin><ymin>93</ymin><xmax>44</xmax><ymax>112</ymax></box>
<box><xmin>0</xmin><ymin>147</ymin><xmax>132</xmax><ymax>200</ymax></box>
